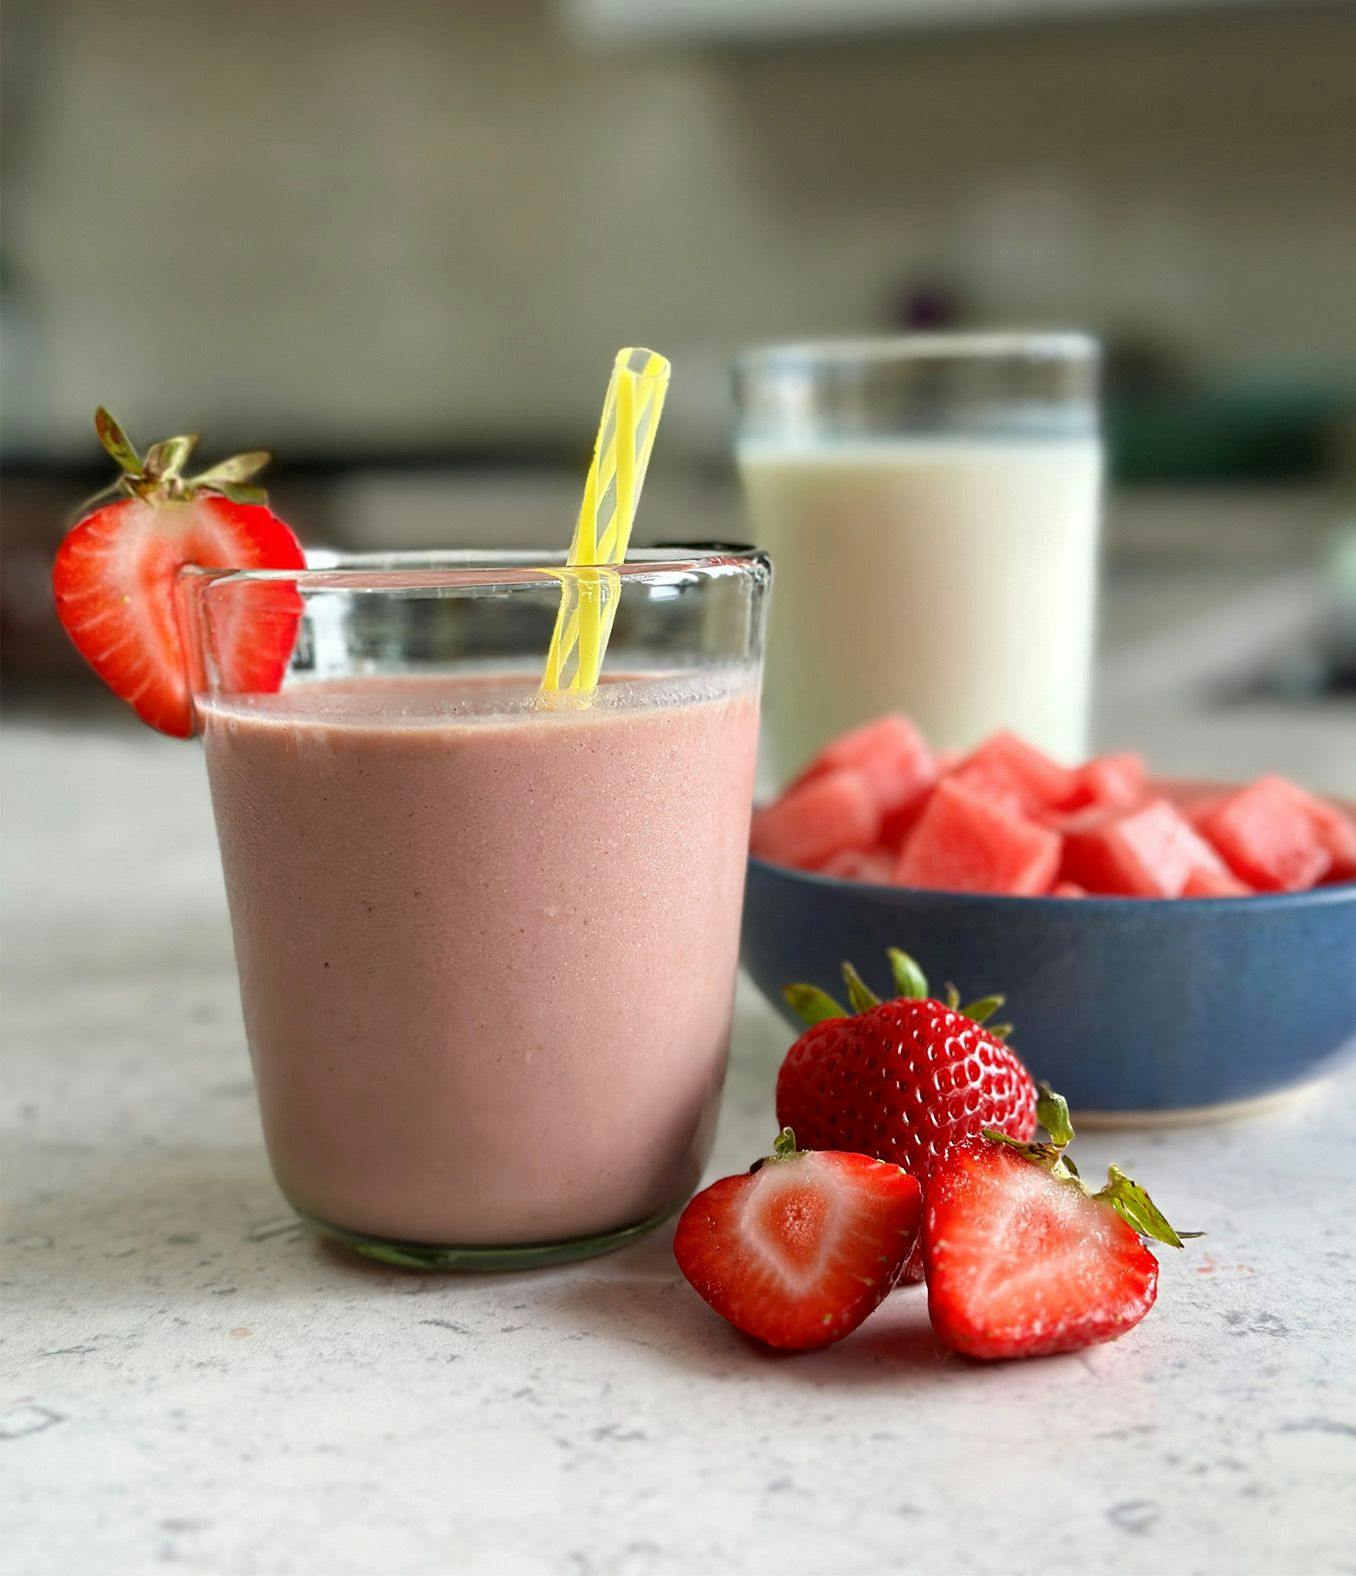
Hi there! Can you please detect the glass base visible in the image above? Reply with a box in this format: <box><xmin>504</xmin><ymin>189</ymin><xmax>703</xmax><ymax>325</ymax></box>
<box><xmin>297</xmin><ymin>1204</ymin><xmax>676</xmax><ymax>1271</ymax></box>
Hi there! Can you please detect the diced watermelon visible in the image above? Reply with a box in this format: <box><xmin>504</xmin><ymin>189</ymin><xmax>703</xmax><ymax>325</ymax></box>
<box><xmin>795</xmin><ymin>714</ymin><xmax>937</xmax><ymax>816</ymax></box>
<box><xmin>1062</xmin><ymin>797</ymin><xmax>1232</xmax><ymax>898</ymax></box>
<box><xmin>1309</xmin><ymin>795</ymin><xmax>1356</xmax><ymax>882</ymax></box>
<box><xmin>750</xmin><ymin>769</ymin><xmax>879</xmax><ymax>870</ymax></box>
<box><xmin>1050</xmin><ymin>881</ymin><xmax>1088</xmax><ymax>898</ymax></box>
<box><xmin>948</xmin><ymin>731</ymin><xmax>1080</xmax><ymax>817</ymax></box>
<box><xmin>1164</xmin><ymin>782</ymin><xmax>1223</xmax><ymax>817</ymax></box>
<box><xmin>1193</xmin><ymin>776</ymin><xmax>1339</xmax><ymax>892</ymax></box>
<box><xmin>818</xmin><ymin>846</ymin><xmax>896</xmax><ymax>885</ymax></box>
<box><xmin>1182</xmin><ymin>866</ymin><xmax>1253</xmax><ymax>898</ymax></box>
<box><xmin>880</xmin><ymin>792</ymin><xmax>931</xmax><ymax>851</ymax></box>
<box><xmin>1064</xmin><ymin>752</ymin><xmax>1147</xmax><ymax>813</ymax></box>
<box><xmin>1050</xmin><ymin>803</ymin><xmax>1120</xmax><ymax>837</ymax></box>
<box><xmin>944</xmin><ymin>757</ymin><xmax>1029</xmax><ymax>819</ymax></box>
<box><xmin>895</xmin><ymin>779</ymin><xmax>1062</xmax><ymax>897</ymax></box>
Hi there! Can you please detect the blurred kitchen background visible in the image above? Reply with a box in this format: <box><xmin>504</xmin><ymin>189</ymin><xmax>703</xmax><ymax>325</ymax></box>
<box><xmin>2</xmin><ymin>0</ymin><xmax>1354</xmax><ymax>786</ymax></box>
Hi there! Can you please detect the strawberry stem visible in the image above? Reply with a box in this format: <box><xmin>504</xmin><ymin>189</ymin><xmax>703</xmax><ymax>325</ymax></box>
<box><xmin>751</xmin><ymin>1127</ymin><xmax>802</xmax><ymax>1173</ymax></box>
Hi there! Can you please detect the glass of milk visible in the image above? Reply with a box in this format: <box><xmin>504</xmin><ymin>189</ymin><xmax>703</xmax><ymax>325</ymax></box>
<box><xmin>735</xmin><ymin>333</ymin><xmax>1103</xmax><ymax>777</ymax></box>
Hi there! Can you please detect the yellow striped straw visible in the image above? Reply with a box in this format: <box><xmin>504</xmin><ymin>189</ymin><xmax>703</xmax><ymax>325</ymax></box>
<box><xmin>541</xmin><ymin>347</ymin><xmax>671</xmax><ymax>695</ymax></box>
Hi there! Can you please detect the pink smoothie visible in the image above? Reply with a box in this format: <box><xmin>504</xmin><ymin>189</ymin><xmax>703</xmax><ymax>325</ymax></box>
<box><xmin>201</xmin><ymin>671</ymin><xmax>759</xmax><ymax>1246</ymax></box>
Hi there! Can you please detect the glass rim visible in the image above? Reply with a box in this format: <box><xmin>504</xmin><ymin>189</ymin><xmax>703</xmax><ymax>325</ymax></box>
<box><xmin>736</xmin><ymin>330</ymin><xmax>1099</xmax><ymax>373</ymax></box>
<box><xmin>178</xmin><ymin>543</ymin><xmax>770</xmax><ymax>593</ymax></box>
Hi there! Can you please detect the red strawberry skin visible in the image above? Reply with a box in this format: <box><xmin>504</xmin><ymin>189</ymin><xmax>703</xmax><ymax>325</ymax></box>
<box><xmin>776</xmin><ymin>998</ymin><xmax>1036</xmax><ymax>1282</ymax></box>
<box><xmin>924</xmin><ymin>1139</ymin><xmax>1159</xmax><ymax>1360</ymax></box>
<box><xmin>776</xmin><ymin>998</ymin><xmax>1037</xmax><ymax>1187</ymax></box>
<box><xmin>53</xmin><ymin>494</ymin><xmax>304</xmax><ymax>737</ymax></box>
<box><xmin>673</xmin><ymin>1148</ymin><xmax>922</xmax><ymax>1351</ymax></box>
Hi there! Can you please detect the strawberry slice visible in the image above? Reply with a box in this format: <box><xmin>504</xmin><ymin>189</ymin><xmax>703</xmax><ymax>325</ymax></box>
<box><xmin>52</xmin><ymin>410</ymin><xmax>305</xmax><ymax>737</ymax></box>
<box><xmin>673</xmin><ymin>1130</ymin><xmax>922</xmax><ymax>1351</ymax></box>
<box><xmin>924</xmin><ymin>1089</ymin><xmax>1194</xmax><ymax>1361</ymax></box>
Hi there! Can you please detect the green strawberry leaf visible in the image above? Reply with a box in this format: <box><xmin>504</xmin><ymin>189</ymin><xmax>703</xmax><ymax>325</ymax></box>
<box><xmin>886</xmin><ymin>948</ymin><xmax>928</xmax><ymax>1001</ymax></box>
<box><xmin>960</xmin><ymin>993</ymin><xmax>1004</xmax><ymax>1025</ymax></box>
<box><xmin>191</xmin><ymin>450</ymin><xmax>272</xmax><ymax>488</ymax></box>
<box><xmin>213</xmin><ymin>481</ymin><xmax>269</xmax><ymax>506</ymax></box>
<box><xmin>782</xmin><ymin>983</ymin><xmax>848</xmax><ymax>1026</ymax></box>
<box><xmin>95</xmin><ymin>407</ymin><xmax>141</xmax><ymax>474</ymax></box>
<box><xmin>1036</xmin><ymin>1082</ymin><xmax>1075</xmax><ymax>1147</ymax></box>
<box><xmin>1097</xmin><ymin>1164</ymin><xmax>1198</xmax><ymax>1249</ymax></box>
<box><xmin>143</xmin><ymin>434</ymin><xmax>199</xmax><ymax>480</ymax></box>
<box><xmin>842</xmin><ymin>961</ymin><xmax>881</xmax><ymax>1014</ymax></box>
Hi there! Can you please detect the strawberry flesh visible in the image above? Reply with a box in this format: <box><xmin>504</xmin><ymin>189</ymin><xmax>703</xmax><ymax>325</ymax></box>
<box><xmin>673</xmin><ymin>1146</ymin><xmax>922</xmax><ymax>1351</ymax></box>
<box><xmin>924</xmin><ymin>1138</ymin><xmax>1159</xmax><ymax>1360</ymax></box>
<box><xmin>53</xmin><ymin>494</ymin><xmax>304</xmax><ymax>737</ymax></box>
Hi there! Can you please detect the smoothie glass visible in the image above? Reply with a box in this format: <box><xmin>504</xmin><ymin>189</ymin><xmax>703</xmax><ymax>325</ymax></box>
<box><xmin>177</xmin><ymin>548</ymin><xmax>769</xmax><ymax>1268</ymax></box>
<box><xmin>735</xmin><ymin>333</ymin><xmax>1102</xmax><ymax>778</ymax></box>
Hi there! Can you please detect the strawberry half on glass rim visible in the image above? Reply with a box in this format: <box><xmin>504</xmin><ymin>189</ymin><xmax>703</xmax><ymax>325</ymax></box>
<box><xmin>52</xmin><ymin>409</ymin><xmax>305</xmax><ymax>737</ymax></box>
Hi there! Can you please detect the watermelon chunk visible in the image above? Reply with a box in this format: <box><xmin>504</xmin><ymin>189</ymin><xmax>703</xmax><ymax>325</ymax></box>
<box><xmin>1309</xmin><ymin>795</ymin><xmax>1356</xmax><ymax>882</ymax></box>
<box><xmin>1062</xmin><ymin>798</ymin><xmax>1231</xmax><ymax>898</ymax></box>
<box><xmin>948</xmin><ymin>731</ymin><xmax>1079</xmax><ymax>817</ymax></box>
<box><xmin>1182</xmin><ymin>866</ymin><xmax>1253</xmax><ymax>898</ymax></box>
<box><xmin>750</xmin><ymin>769</ymin><xmax>878</xmax><ymax>870</ymax></box>
<box><xmin>1193</xmin><ymin>775</ymin><xmax>1343</xmax><ymax>891</ymax></box>
<box><xmin>895</xmin><ymin>779</ymin><xmax>1061</xmax><ymax>896</ymax></box>
<box><xmin>1064</xmin><ymin>752</ymin><xmax>1147</xmax><ymax>813</ymax></box>
<box><xmin>818</xmin><ymin>846</ymin><xmax>896</xmax><ymax>885</ymax></box>
<box><xmin>795</xmin><ymin>714</ymin><xmax>937</xmax><ymax>816</ymax></box>
<box><xmin>880</xmin><ymin>792</ymin><xmax>932</xmax><ymax>852</ymax></box>
<box><xmin>1050</xmin><ymin>881</ymin><xmax>1088</xmax><ymax>898</ymax></box>
<box><xmin>944</xmin><ymin>757</ymin><xmax>1029</xmax><ymax>819</ymax></box>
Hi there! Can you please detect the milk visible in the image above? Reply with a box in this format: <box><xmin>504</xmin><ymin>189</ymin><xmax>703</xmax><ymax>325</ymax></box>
<box><xmin>738</xmin><ymin>435</ymin><xmax>1103</xmax><ymax>776</ymax></box>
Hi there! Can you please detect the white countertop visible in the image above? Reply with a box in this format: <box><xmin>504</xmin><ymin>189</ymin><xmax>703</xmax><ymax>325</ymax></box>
<box><xmin>3</xmin><ymin>720</ymin><xmax>1355</xmax><ymax>1576</ymax></box>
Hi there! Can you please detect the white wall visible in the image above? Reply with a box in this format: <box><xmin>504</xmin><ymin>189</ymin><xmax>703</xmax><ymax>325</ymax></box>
<box><xmin>4</xmin><ymin>0</ymin><xmax>1353</xmax><ymax>452</ymax></box>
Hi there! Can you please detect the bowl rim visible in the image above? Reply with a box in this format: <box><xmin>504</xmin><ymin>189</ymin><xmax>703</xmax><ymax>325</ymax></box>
<box><xmin>746</xmin><ymin>852</ymin><xmax>1356</xmax><ymax>910</ymax></box>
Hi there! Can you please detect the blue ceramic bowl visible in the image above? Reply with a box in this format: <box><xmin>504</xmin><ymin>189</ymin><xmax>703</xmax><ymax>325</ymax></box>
<box><xmin>742</xmin><ymin>835</ymin><xmax>1356</xmax><ymax>1120</ymax></box>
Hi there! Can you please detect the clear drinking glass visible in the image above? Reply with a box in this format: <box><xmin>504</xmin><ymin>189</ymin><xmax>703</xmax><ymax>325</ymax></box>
<box><xmin>177</xmin><ymin>548</ymin><xmax>769</xmax><ymax>1269</ymax></box>
<box><xmin>734</xmin><ymin>333</ymin><xmax>1102</xmax><ymax>778</ymax></box>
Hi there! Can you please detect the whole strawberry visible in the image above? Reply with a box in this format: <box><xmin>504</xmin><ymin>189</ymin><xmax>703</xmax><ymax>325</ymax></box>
<box><xmin>776</xmin><ymin>948</ymin><xmax>1036</xmax><ymax>1278</ymax></box>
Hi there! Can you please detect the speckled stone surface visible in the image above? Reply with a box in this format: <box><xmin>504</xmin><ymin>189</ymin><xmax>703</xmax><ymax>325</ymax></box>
<box><xmin>3</xmin><ymin>720</ymin><xmax>1355</xmax><ymax>1576</ymax></box>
